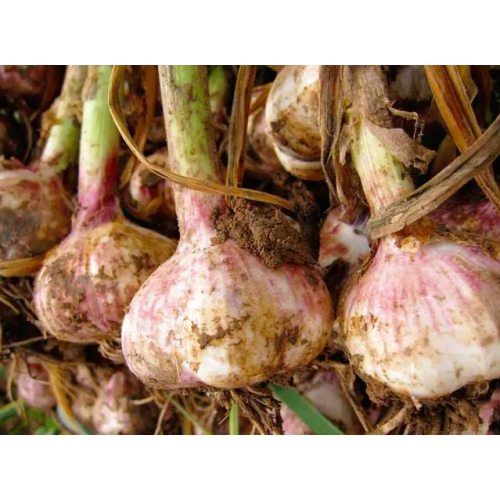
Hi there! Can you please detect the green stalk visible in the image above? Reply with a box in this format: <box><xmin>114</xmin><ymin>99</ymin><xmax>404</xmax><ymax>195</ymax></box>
<box><xmin>78</xmin><ymin>65</ymin><xmax>120</xmax><ymax>214</ymax></box>
<box><xmin>229</xmin><ymin>400</ymin><xmax>239</xmax><ymax>435</ymax></box>
<box><xmin>159</xmin><ymin>66</ymin><xmax>220</xmax><ymax>182</ymax></box>
<box><xmin>208</xmin><ymin>66</ymin><xmax>228</xmax><ymax>119</ymax></box>
<box><xmin>40</xmin><ymin>66</ymin><xmax>87</xmax><ymax>174</ymax></box>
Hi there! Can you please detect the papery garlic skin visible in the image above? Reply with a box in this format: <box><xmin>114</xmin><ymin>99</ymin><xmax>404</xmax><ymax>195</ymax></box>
<box><xmin>343</xmin><ymin>234</ymin><xmax>500</xmax><ymax>399</ymax></box>
<box><xmin>34</xmin><ymin>211</ymin><xmax>176</xmax><ymax>343</ymax></box>
<box><xmin>318</xmin><ymin>206</ymin><xmax>370</xmax><ymax>270</ymax></box>
<box><xmin>265</xmin><ymin>65</ymin><xmax>323</xmax><ymax>180</ymax></box>
<box><xmin>123</xmin><ymin>234</ymin><xmax>333</xmax><ymax>389</ymax></box>
<box><xmin>0</xmin><ymin>169</ymin><xmax>72</xmax><ymax>260</ymax></box>
<box><xmin>281</xmin><ymin>370</ymin><xmax>362</xmax><ymax>435</ymax></box>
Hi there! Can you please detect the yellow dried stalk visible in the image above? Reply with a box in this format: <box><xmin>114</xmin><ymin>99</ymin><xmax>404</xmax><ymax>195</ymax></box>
<box><xmin>0</xmin><ymin>255</ymin><xmax>45</xmax><ymax>278</ymax></box>
<box><xmin>424</xmin><ymin>65</ymin><xmax>500</xmax><ymax>213</ymax></box>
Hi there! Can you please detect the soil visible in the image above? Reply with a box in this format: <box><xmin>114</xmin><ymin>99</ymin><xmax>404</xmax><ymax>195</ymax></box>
<box><xmin>212</xmin><ymin>198</ymin><xmax>315</xmax><ymax>269</ymax></box>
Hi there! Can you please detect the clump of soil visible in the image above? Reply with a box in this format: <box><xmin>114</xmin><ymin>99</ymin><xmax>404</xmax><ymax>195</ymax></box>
<box><xmin>212</xmin><ymin>198</ymin><xmax>315</xmax><ymax>268</ymax></box>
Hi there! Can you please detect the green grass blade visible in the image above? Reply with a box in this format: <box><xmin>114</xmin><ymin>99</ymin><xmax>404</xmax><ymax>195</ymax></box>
<box><xmin>268</xmin><ymin>383</ymin><xmax>344</xmax><ymax>436</ymax></box>
<box><xmin>229</xmin><ymin>400</ymin><xmax>239</xmax><ymax>435</ymax></box>
<box><xmin>57</xmin><ymin>405</ymin><xmax>93</xmax><ymax>435</ymax></box>
<box><xmin>0</xmin><ymin>402</ymin><xmax>25</xmax><ymax>424</ymax></box>
<box><xmin>163</xmin><ymin>392</ymin><xmax>213</xmax><ymax>435</ymax></box>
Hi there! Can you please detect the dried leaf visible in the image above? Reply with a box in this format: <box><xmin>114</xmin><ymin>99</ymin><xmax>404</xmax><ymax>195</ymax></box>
<box><xmin>367</xmin><ymin>112</ymin><xmax>500</xmax><ymax>239</ymax></box>
<box><xmin>424</xmin><ymin>65</ymin><xmax>500</xmax><ymax>213</ymax></box>
<box><xmin>226</xmin><ymin>65</ymin><xmax>256</xmax><ymax>188</ymax></box>
<box><xmin>365</xmin><ymin>120</ymin><xmax>435</xmax><ymax>173</ymax></box>
<box><xmin>0</xmin><ymin>255</ymin><xmax>45</xmax><ymax>278</ymax></box>
<box><xmin>120</xmin><ymin>65</ymin><xmax>158</xmax><ymax>189</ymax></box>
<box><xmin>319</xmin><ymin>65</ymin><xmax>363</xmax><ymax>220</ymax></box>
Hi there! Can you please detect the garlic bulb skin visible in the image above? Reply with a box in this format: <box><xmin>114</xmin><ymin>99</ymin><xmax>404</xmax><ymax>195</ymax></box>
<box><xmin>342</xmin><ymin>234</ymin><xmax>500</xmax><ymax>400</ymax></box>
<box><xmin>265</xmin><ymin>65</ymin><xmax>323</xmax><ymax>180</ymax></box>
<box><xmin>318</xmin><ymin>206</ymin><xmax>370</xmax><ymax>270</ymax></box>
<box><xmin>0</xmin><ymin>169</ymin><xmax>71</xmax><ymax>260</ymax></box>
<box><xmin>34</xmin><ymin>208</ymin><xmax>177</xmax><ymax>344</ymax></box>
<box><xmin>281</xmin><ymin>370</ymin><xmax>362</xmax><ymax>435</ymax></box>
<box><xmin>122</xmin><ymin>234</ymin><xmax>333</xmax><ymax>389</ymax></box>
<box><xmin>431</xmin><ymin>195</ymin><xmax>500</xmax><ymax>242</ymax></box>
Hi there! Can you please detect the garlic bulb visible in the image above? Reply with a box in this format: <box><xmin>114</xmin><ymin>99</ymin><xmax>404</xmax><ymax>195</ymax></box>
<box><xmin>265</xmin><ymin>65</ymin><xmax>323</xmax><ymax>180</ymax></box>
<box><xmin>281</xmin><ymin>370</ymin><xmax>362</xmax><ymax>435</ymax></box>
<box><xmin>17</xmin><ymin>360</ymin><xmax>56</xmax><ymax>410</ymax></box>
<box><xmin>244</xmin><ymin>86</ymin><xmax>282</xmax><ymax>179</ymax></box>
<box><xmin>0</xmin><ymin>66</ymin><xmax>86</xmax><ymax>263</ymax></box>
<box><xmin>318</xmin><ymin>206</ymin><xmax>370</xmax><ymax>270</ymax></box>
<box><xmin>0</xmin><ymin>65</ymin><xmax>57</xmax><ymax>98</ymax></box>
<box><xmin>430</xmin><ymin>192</ymin><xmax>500</xmax><ymax>241</ymax></box>
<box><xmin>388</xmin><ymin>65</ymin><xmax>432</xmax><ymax>103</ymax></box>
<box><xmin>34</xmin><ymin>66</ymin><xmax>176</xmax><ymax>347</ymax></box>
<box><xmin>126</xmin><ymin>149</ymin><xmax>176</xmax><ymax>229</ymax></box>
<box><xmin>91</xmin><ymin>370</ymin><xmax>147</xmax><ymax>435</ymax></box>
<box><xmin>340</xmin><ymin>66</ymin><xmax>500</xmax><ymax>400</ymax></box>
<box><xmin>122</xmin><ymin>66</ymin><xmax>333</xmax><ymax>390</ymax></box>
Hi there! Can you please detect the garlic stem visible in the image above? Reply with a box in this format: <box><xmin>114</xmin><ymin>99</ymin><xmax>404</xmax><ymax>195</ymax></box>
<box><xmin>159</xmin><ymin>65</ymin><xmax>223</xmax><ymax>234</ymax></box>
<box><xmin>349</xmin><ymin>66</ymin><xmax>415</xmax><ymax>215</ymax></box>
<box><xmin>40</xmin><ymin>65</ymin><xmax>87</xmax><ymax>174</ymax></box>
<box><xmin>78</xmin><ymin>66</ymin><xmax>120</xmax><ymax>217</ymax></box>
<box><xmin>351</xmin><ymin>121</ymin><xmax>414</xmax><ymax>214</ymax></box>
<box><xmin>159</xmin><ymin>66</ymin><xmax>220</xmax><ymax>182</ymax></box>
<box><xmin>208</xmin><ymin>65</ymin><xmax>228</xmax><ymax>119</ymax></box>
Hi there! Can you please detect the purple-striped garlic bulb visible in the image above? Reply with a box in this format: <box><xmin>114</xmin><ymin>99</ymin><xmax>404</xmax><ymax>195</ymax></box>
<box><xmin>17</xmin><ymin>359</ymin><xmax>56</xmax><ymax>410</ymax></box>
<box><xmin>340</xmin><ymin>66</ymin><xmax>500</xmax><ymax>400</ymax></box>
<box><xmin>265</xmin><ymin>65</ymin><xmax>323</xmax><ymax>180</ymax></box>
<box><xmin>318</xmin><ymin>206</ymin><xmax>370</xmax><ymax>271</ymax></box>
<box><xmin>122</xmin><ymin>66</ymin><xmax>333</xmax><ymax>390</ymax></box>
<box><xmin>430</xmin><ymin>192</ymin><xmax>500</xmax><ymax>242</ymax></box>
<box><xmin>0</xmin><ymin>66</ymin><xmax>86</xmax><ymax>265</ymax></box>
<box><xmin>34</xmin><ymin>66</ymin><xmax>176</xmax><ymax>350</ymax></box>
<box><xmin>91</xmin><ymin>369</ymin><xmax>148</xmax><ymax>435</ymax></box>
<box><xmin>281</xmin><ymin>370</ymin><xmax>363</xmax><ymax>435</ymax></box>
